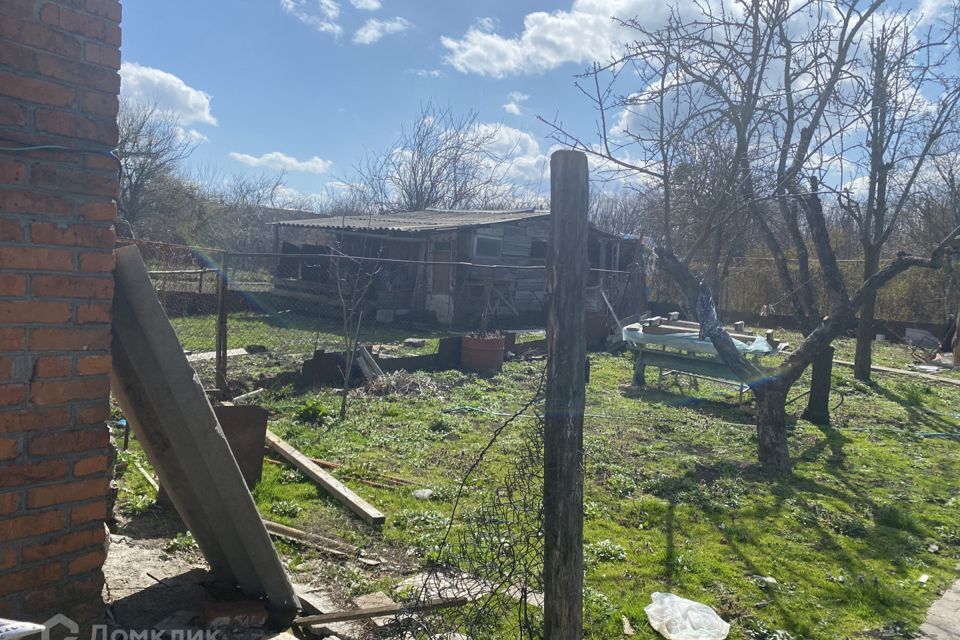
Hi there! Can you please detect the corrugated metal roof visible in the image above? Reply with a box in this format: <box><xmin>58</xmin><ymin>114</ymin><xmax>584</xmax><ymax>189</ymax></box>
<box><xmin>274</xmin><ymin>208</ymin><xmax>548</xmax><ymax>233</ymax></box>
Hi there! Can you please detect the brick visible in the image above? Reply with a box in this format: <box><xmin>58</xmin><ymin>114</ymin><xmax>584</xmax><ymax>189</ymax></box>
<box><xmin>29</xmin><ymin>327</ymin><xmax>109</xmax><ymax>351</ymax></box>
<box><xmin>0</xmin><ymin>329</ymin><xmax>24</xmax><ymax>351</ymax></box>
<box><xmin>0</xmin><ymin>41</ymin><xmax>37</xmax><ymax>75</ymax></box>
<box><xmin>1</xmin><ymin>0</ymin><xmax>34</xmax><ymax>20</ymax></box>
<box><xmin>29</xmin><ymin>376</ymin><xmax>110</xmax><ymax>405</ymax></box>
<box><xmin>80</xmin><ymin>88</ymin><xmax>118</xmax><ymax>118</ymax></box>
<box><xmin>76</xmin><ymin>354</ymin><xmax>109</xmax><ymax>375</ymax></box>
<box><xmin>15</xmin><ymin>19</ymin><xmax>83</xmax><ymax>58</ymax></box>
<box><xmin>78</xmin><ymin>201</ymin><xmax>115</xmax><ymax>221</ymax></box>
<box><xmin>0</xmin><ymin>458</ymin><xmax>67</xmax><ymax>488</ymax></box>
<box><xmin>0</xmin><ymin>71</ymin><xmax>75</xmax><ymax>107</ymax></box>
<box><xmin>0</xmin><ymin>190</ymin><xmax>72</xmax><ymax>215</ymax></box>
<box><xmin>70</xmin><ymin>500</ymin><xmax>106</xmax><ymax>525</ymax></box>
<box><xmin>0</xmin><ymin>491</ymin><xmax>20</xmax><ymax>515</ymax></box>
<box><xmin>32</xmin><ymin>274</ymin><xmax>113</xmax><ymax>299</ymax></box>
<box><xmin>29</xmin><ymin>426</ymin><xmax>108</xmax><ymax>456</ymax></box>
<box><xmin>0</xmin><ymin>408</ymin><xmax>70</xmax><ymax>434</ymax></box>
<box><xmin>0</xmin><ymin>246</ymin><xmax>73</xmax><ymax>270</ymax></box>
<box><xmin>75</xmin><ymin>402</ymin><xmax>108</xmax><ymax>425</ymax></box>
<box><xmin>0</xmin><ymin>102</ymin><xmax>27</xmax><ymax>126</ymax></box>
<box><xmin>85</xmin><ymin>0</ymin><xmax>122</xmax><ymax>22</ymax></box>
<box><xmin>0</xmin><ymin>383</ymin><xmax>25</xmax><ymax>406</ymax></box>
<box><xmin>0</xmin><ymin>562</ymin><xmax>61</xmax><ymax>597</ymax></box>
<box><xmin>0</xmin><ymin>274</ymin><xmax>27</xmax><ymax>296</ymax></box>
<box><xmin>76</xmin><ymin>302</ymin><xmax>110</xmax><ymax>324</ymax></box>
<box><xmin>68</xmin><ymin>548</ymin><xmax>106</xmax><ymax>575</ymax></box>
<box><xmin>32</xmin><ymin>222</ymin><xmax>114</xmax><ymax>248</ymax></box>
<box><xmin>0</xmin><ymin>301</ymin><xmax>72</xmax><ymax>324</ymax></box>
<box><xmin>22</xmin><ymin>526</ymin><xmax>105</xmax><ymax>562</ymax></box>
<box><xmin>35</xmin><ymin>355</ymin><xmax>71</xmax><ymax>378</ymax></box>
<box><xmin>73</xmin><ymin>454</ymin><xmax>108</xmax><ymax>476</ymax></box>
<box><xmin>83</xmin><ymin>41</ymin><xmax>120</xmax><ymax>69</ymax></box>
<box><xmin>0</xmin><ymin>161</ymin><xmax>26</xmax><ymax>185</ymax></box>
<box><xmin>28</xmin><ymin>477</ymin><xmax>109</xmax><ymax>508</ymax></box>
<box><xmin>0</xmin><ymin>218</ymin><xmax>22</xmax><ymax>241</ymax></box>
<box><xmin>37</xmin><ymin>53</ymin><xmax>120</xmax><ymax>94</ymax></box>
<box><xmin>42</xmin><ymin>4</ymin><xmax>121</xmax><ymax>47</ymax></box>
<box><xmin>84</xmin><ymin>153</ymin><xmax>117</xmax><ymax>171</ymax></box>
<box><xmin>78</xmin><ymin>251</ymin><xmax>115</xmax><ymax>272</ymax></box>
<box><xmin>35</xmin><ymin>109</ymin><xmax>118</xmax><ymax>145</ymax></box>
<box><xmin>0</xmin><ymin>510</ymin><xmax>66</xmax><ymax>544</ymax></box>
<box><xmin>31</xmin><ymin>165</ymin><xmax>118</xmax><ymax>198</ymax></box>
<box><xmin>0</xmin><ymin>547</ymin><xmax>15</xmax><ymax>571</ymax></box>
<box><xmin>0</xmin><ymin>437</ymin><xmax>19</xmax><ymax>460</ymax></box>
<box><xmin>23</xmin><ymin>572</ymin><xmax>104</xmax><ymax>613</ymax></box>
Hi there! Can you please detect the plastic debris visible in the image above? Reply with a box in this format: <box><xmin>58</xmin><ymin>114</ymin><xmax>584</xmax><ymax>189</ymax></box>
<box><xmin>0</xmin><ymin>619</ymin><xmax>46</xmax><ymax>640</ymax></box>
<box><xmin>644</xmin><ymin>592</ymin><xmax>730</xmax><ymax>640</ymax></box>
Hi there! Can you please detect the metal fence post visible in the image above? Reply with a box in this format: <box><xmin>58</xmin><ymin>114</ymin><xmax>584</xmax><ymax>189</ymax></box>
<box><xmin>215</xmin><ymin>251</ymin><xmax>229</xmax><ymax>395</ymax></box>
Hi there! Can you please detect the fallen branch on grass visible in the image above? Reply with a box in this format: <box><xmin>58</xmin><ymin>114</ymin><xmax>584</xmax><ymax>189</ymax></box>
<box><xmin>261</xmin><ymin>519</ymin><xmax>357</xmax><ymax>559</ymax></box>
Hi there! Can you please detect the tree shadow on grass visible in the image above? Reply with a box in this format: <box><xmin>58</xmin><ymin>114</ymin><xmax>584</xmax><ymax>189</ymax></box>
<box><xmin>640</xmin><ymin>443</ymin><xmax>935</xmax><ymax>637</ymax></box>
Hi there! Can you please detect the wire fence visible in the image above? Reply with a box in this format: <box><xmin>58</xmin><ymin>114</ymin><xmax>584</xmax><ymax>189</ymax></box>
<box><xmin>123</xmin><ymin>239</ymin><xmax>956</xmax><ymax>392</ymax></box>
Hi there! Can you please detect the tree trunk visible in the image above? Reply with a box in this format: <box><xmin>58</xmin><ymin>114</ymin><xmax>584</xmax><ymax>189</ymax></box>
<box><xmin>802</xmin><ymin>345</ymin><xmax>834</xmax><ymax>425</ymax></box>
<box><xmin>854</xmin><ymin>249</ymin><xmax>880</xmax><ymax>382</ymax></box>
<box><xmin>753</xmin><ymin>381</ymin><xmax>792</xmax><ymax>474</ymax></box>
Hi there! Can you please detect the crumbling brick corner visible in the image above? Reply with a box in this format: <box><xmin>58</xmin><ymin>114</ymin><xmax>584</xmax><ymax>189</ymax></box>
<box><xmin>0</xmin><ymin>0</ymin><xmax>121</xmax><ymax>628</ymax></box>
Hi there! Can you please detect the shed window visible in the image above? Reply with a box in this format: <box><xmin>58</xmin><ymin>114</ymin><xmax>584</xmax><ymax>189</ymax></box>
<box><xmin>475</xmin><ymin>235</ymin><xmax>502</xmax><ymax>257</ymax></box>
<box><xmin>530</xmin><ymin>240</ymin><xmax>548</xmax><ymax>259</ymax></box>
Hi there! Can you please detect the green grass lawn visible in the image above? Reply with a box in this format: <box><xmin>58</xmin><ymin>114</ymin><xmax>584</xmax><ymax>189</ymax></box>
<box><xmin>118</xmin><ymin>326</ymin><xmax>960</xmax><ymax>639</ymax></box>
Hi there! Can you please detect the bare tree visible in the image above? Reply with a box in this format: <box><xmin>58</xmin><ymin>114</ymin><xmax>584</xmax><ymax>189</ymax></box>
<box><xmin>352</xmin><ymin>101</ymin><xmax>526</xmax><ymax>213</ymax></box>
<box><xmin>837</xmin><ymin>10</ymin><xmax>960</xmax><ymax>380</ymax></box>
<box><xmin>546</xmin><ymin>0</ymin><xmax>960</xmax><ymax>474</ymax></box>
<box><xmin>116</xmin><ymin>99</ymin><xmax>199</xmax><ymax>232</ymax></box>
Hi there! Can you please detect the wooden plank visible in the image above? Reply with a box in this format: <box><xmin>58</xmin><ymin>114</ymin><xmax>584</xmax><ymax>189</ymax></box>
<box><xmin>110</xmin><ymin>246</ymin><xmax>299</xmax><ymax>622</ymax></box>
<box><xmin>293</xmin><ymin>597</ymin><xmax>470</xmax><ymax>626</ymax></box>
<box><xmin>265</xmin><ymin>430</ymin><xmax>386</xmax><ymax>526</ymax></box>
<box><xmin>833</xmin><ymin>359</ymin><xmax>960</xmax><ymax>387</ymax></box>
<box><xmin>656</xmin><ymin>323</ymin><xmax>767</xmax><ymax>344</ymax></box>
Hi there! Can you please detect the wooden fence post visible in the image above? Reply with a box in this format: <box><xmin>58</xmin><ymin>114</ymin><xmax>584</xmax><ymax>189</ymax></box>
<box><xmin>215</xmin><ymin>251</ymin><xmax>229</xmax><ymax>395</ymax></box>
<box><xmin>544</xmin><ymin>150</ymin><xmax>588</xmax><ymax>639</ymax></box>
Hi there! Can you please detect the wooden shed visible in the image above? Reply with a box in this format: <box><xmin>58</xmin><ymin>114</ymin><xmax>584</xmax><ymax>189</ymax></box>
<box><xmin>271</xmin><ymin>208</ymin><xmax>639</xmax><ymax>327</ymax></box>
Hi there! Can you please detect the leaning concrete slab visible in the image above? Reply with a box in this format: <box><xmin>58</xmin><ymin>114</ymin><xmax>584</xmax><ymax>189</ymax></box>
<box><xmin>110</xmin><ymin>245</ymin><xmax>299</xmax><ymax>622</ymax></box>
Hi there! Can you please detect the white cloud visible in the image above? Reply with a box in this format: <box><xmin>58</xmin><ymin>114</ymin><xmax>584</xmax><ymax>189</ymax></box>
<box><xmin>353</xmin><ymin>16</ymin><xmax>411</xmax><ymax>44</ymax></box>
<box><xmin>229</xmin><ymin>151</ymin><xmax>333</xmax><ymax>175</ymax></box>
<box><xmin>280</xmin><ymin>0</ymin><xmax>342</xmax><ymax>36</ymax></box>
<box><xmin>350</xmin><ymin>0</ymin><xmax>381</xmax><ymax>9</ymax></box>
<box><xmin>175</xmin><ymin>127</ymin><xmax>209</xmax><ymax>144</ymax></box>
<box><xmin>409</xmin><ymin>68</ymin><xmax>444</xmax><ymax>78</ymax></box>
<box><xmin>120</xmin><ymin>62</ymin><xmax>217</xmax><ymax>126</ymax></box>
<box><xmin>441</xmin><ymin>0</ymin><xmax>685</xmax><ymax>77</ymax></box>
<box><xmin>502</xmin><ymin>91</ymin><xmax>529</xmax><ymax>115</ymax></box>
<box><xmin>477</xmin><ymin>123</ymin><xmax>550</xmax><ymax>186</ymax></box>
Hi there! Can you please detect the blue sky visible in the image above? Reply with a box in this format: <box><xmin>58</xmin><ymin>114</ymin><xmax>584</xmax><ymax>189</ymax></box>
<box><xmin>120</xmin><ymin>0</ymin><xmax>947</xmax><ymax>201</ymax></box>
<box><xmin>119</xmin><ymin>0</ymin><xmax>631</xmax><ymax>200</ymax></box>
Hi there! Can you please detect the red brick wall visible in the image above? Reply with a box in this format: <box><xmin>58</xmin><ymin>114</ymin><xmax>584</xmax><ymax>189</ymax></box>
<box><xmin>0</xmin><ymin>0</ymin><xmax>120</xmax><ymax>626</ymax></box>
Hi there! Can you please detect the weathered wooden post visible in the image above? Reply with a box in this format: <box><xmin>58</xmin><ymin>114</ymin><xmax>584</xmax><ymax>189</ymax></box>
<box><xmin>544</xmin><ymin>150</ymin><xmax>588</xmax><ymax>639</ymax></box>
<box><xmin>215</xmin><ymin>251</ymin><xmax>229</xmax><ymax>395</ymax></box>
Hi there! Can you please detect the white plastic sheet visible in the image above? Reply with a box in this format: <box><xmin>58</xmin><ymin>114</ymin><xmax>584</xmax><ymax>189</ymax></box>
<box><xmin>0</xmin><ymin>619</ymin><xmax>46</xmax><ymax>640</ymax></box>
<box><xmin>644</xmin><ymin>592</ymin><xmax>730</xmax><ymax>640</ymax></box>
